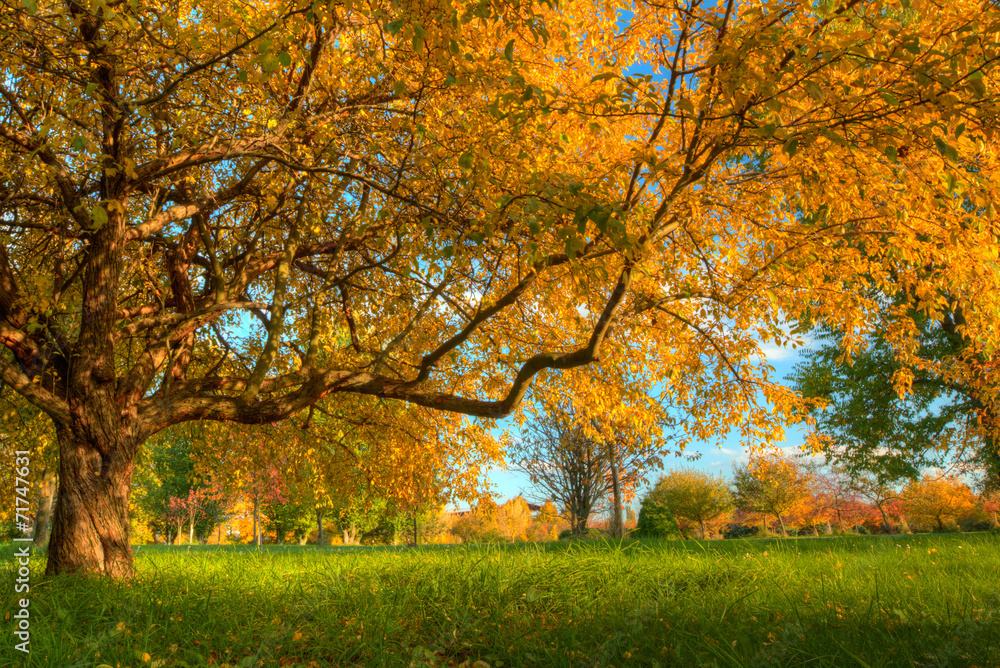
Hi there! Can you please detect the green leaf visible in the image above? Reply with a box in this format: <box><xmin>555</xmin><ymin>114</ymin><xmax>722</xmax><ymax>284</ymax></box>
<box><xmin>84</xmin><ymin>83</ymin><xmax>98</xmax><ymax>96</ymax></box>
<box><xmin>565</xmin><ymin>236</ymin><xmax>585</xmax><ymax>257</ymax></box>
<box><xmin>386</xmin><ymin>19</ymin><xmax>404</xmax><ymax>34</ymax></box>
<box><xmin>590</xmin><ymin>72</ymin><xmax>617</xmax><ymax>83</ymax></box>
<box><xmin>261</xmin><ymin>55</ymin><xmax>279</xmax><ymax>73</ymax></box>
<box><xmin>933</xmin><ymin>135</ymin><xmax>959</xmax><ymax>162</ymax></box>
<box><xmin>504</xmin><ymin>39</ymin><xmax>515</xmax><ymax>63</ymax></box>
<box><xmin>588</xmin><ymin>206</ymin><xmax>611</xmax><ymax>235</ymax></box>
<box><xmin>819</xmin><ymin>128</ymin><xmax>847</xmax><ymax>146</ymax></box>
<box><xmin>955</xmin><ymin>122</ymin><xmax>966</xmax><ymax>139</ymax></box>
<box><xmin>883</xmin><ymin>145</ymin><xmax>898</xmax><ymax>162</ymax></box>
<box><xmin>277</xmin><ymin>51</ymin><xmax>291</xmax><ymax>67</ymax></box>
<box><xmin>804</xmin><ymin>80</ymin><xmax>825</xmax><ymax>101</ymax></box>
<box><xmin>782</xmin><ymin>137</ymin><xmax>799</xmax><ymax>157</ymax></box>
<box><xmin>20</xmin><ymin>0</ymin><xmax>36</xmax><ymax>14</ymax></box>
<box><xmin>90</xmin><ymin>205</ymin><xmax>108</xmax><ymax>229</ymax></box>
<box><xmin>442</xmin><ymin>245</ymin><xmax>454</xmax><ymax>258</ymax></box>
<box><xmin>573</xmin><ymin>204</ymin><xmax>592</xmax><ymax>234</ymax></box>
<box><xmin>458</xmin><ymin>152</ymin><xmax>474</xmax><ymax>170</ymax></box>
<box><xmin>880</xmin><ymin>91</ymin><xmax>899</xmax><ymax>106</ymax></box>
<box><xmin>968</xmin><ymin>78</ymin><xmax>986</xmax><ymax>99</ymax></box>
<box><xmin>72</xmin><ymin>135</ymin><xmax>87</xmax><ymax>151</ymax></box>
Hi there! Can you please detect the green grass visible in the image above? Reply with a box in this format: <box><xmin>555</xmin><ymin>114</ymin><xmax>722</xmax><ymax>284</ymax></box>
<box><xmin>2</xmin><ymin>534</ymin><xmax>999</xmax><ymax>668</ymax></box>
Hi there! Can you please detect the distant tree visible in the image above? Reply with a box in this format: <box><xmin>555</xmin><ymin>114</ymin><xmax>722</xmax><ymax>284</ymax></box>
<box><xmin>732</xmin><ymin>454</ymin><xmax>811</xmax><ymax>537</ymax></box>
<box><xmin>512</xmin><ymin>405</ymin><xmax>660</xmax><ymax>535</ymax></box>
<box><xmin>497</xmin><ymin>497</ymin><xmax>533</xmax><ymax>542</ymax></box>
<box><xmin>847</xmin><ymin>472</ymin><xmax>903</xmax><ymax>533</ymax></box>
<box><xmin>981</xmin><ymin>490</ymin><xmax>1000</xmax><ymax>529</ymax></box>
<box><xmin>452</xmin><ymin>498</ymin><xmax>504</xmax><ymax>544</ymax></box>
<box><xmin>901</xmin><ymin>475</ymin><xmax>979</xmax><ymax>532</ymax></box>
<box><xmin>645</xmin><ymin>470</ymin><xmax>732</xmax><ymax>539</ymax></box>
<box><xmin>333</xmin><ymin>495</ymin><xmax>389</xmax><ymax>546</ymax></box>
<box><xmin>261</xmin><ymin>491</ymin><xmax>314</xmax><ymax>545</ymax></box>
<box><xmin>809</xmin><ymin>465</ymin><xmax>868</xmax><ymax>532</ymax></box>
<box><xmin>625</xmin><ymin>505</ymin><xmax>636</xmax><ymax>527</ymax></box>
<box><xmin>789</xmin><ymin>315</ymin><xmax>999</xmax><ymax>486</ymax></box>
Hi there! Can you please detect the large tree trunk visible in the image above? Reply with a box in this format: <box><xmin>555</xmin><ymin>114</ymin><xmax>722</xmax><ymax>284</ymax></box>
<box><xmin>874</xmin><ymin>502</ymin><xmax>891</xmax><ymax>534</ymax></box>
<box><xmin>45</xmin><ymin>426</ymin><xmax>136</xmax><ymax>578</ymax></box>
<box><xmin>32</xmin><ymin>467</ymin><xmax>57</xmax><ymax>548</ymax></box>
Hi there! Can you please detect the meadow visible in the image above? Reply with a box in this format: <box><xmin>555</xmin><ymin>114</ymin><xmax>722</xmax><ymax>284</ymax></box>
<box><xmin>2</xmin><ymin>534</ymin><xmax>999</xmax><ymax>668</ymax></box>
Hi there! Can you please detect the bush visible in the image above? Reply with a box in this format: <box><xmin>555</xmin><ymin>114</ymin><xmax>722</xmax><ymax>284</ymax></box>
<box><xmin>635</xmin><ymin>494</ymin><xmax>681</xmax><ymax>538</ymax></box>
<box><xmin>931</xmin><ymin>523</ymin><xmax>960</xmax><ymax>533</ymax></box>
<box><xmin>722</xmin><ymin>524</ymin><xmax>759</xmax><ymax>539</ymax></box>
<box><xmin>586</xmin><ymin>527</ymin><xmax>605</xmax><ymax>539</ymax></box>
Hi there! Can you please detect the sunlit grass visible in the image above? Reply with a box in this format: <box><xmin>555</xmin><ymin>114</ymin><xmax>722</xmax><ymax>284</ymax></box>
<box><xmin>2</xmin><ymin>534</ymin><xmax>999</xmax><ymax>667</ymax></box>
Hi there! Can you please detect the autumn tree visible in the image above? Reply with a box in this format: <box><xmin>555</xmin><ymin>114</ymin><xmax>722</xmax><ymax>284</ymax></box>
<box><xmin>451</xmin><ymin>496</ymin><xmax>502</xmax><ymax>544</ymax></box>
<box><xmin>981</xmin><ymin>490</ymin><xmax>1000</xmax><ymax>529</ymax></box>
<box><xmin>732</xmin><ymin>453</ymin><xmax>811</xmax><ymax>537</ymax></box>
<box><xmin>497</xmin><ymin>496</ymin><xmax>533</xmax><ymax>542</ymax></box>
<box><xmin>846</xmin><ymin>471</ymin><xmax>903</xmax><ymax>533</ymax></box>
<box><xmin>512</xmin><ymin>401</ymin><xmax>661</xmax><ymax>535</ymax></box>
<box><xmin>643</xmin><ymin>469</ymin><xmax>732</xmax><ymax>539</ymax></box>
<box><xmin>3</xmin><ymin>0</ymin><xmax>1000</xmax><ymax>576</ymax></box>
<box><xmin>901</xmin><ymin>474</ymin><xmax>979</xmax><ymax>532</ymax></box>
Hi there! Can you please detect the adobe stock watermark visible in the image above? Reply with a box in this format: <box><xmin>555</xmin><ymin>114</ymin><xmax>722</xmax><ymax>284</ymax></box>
<box><xmin>11</xmin><ymin>449</ymin><xmax>32</xmax><ymax>654</ymax></box>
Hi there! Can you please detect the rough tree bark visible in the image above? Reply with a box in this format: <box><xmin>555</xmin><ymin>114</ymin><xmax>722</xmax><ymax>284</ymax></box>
<box><xmin>45</xmin><ymin>426</ymin><xmax>136</xmax><ymax>578</ymax></box>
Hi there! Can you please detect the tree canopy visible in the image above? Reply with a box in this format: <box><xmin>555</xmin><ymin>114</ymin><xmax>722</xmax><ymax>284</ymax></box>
<box><xmin>2</xmin><ymin>0</ymin><xmax>1000</xmax><ymax>575</ymax></box>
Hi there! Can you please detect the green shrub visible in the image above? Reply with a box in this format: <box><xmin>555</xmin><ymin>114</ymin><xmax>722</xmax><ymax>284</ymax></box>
<box><xmin>722</xmin><ymin>524</ymin><xmax>759</xmax><ymax>539</ymax></box>
<box><xmin>636</xmin><ymin>494</ymin><xmax>680</xmax><ymax>538</ymax></box>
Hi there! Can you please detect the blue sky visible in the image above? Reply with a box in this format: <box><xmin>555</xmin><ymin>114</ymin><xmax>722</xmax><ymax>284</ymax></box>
<box><xmin>477</xmin><ymin>339</ymin><xmax>818</xmax><ymax>509</ymax></box>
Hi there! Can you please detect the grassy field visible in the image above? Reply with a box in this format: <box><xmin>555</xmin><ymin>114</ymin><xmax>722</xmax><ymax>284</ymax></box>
<box><xmin>2</xmin><ymin>534</ymin><xmax>999</xmax><ymax>668</ymax></box>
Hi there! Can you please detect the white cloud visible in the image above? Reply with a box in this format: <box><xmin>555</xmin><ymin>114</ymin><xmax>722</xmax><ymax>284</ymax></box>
<box><xmin>756</xmin><ymin>340</ymin><xmax>801</xmax><ymax>362</ymax></box>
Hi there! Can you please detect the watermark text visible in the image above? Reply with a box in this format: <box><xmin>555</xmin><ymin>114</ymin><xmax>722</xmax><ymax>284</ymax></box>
<box><xmin>12</xmin><ymin>449</ymin><xmax>31</xmax><ymax>654</ymax></box>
